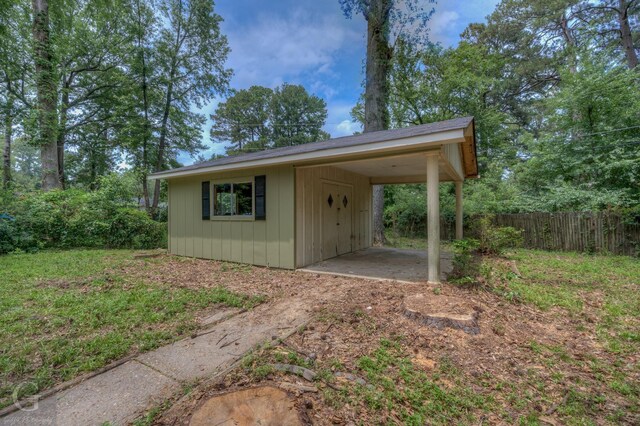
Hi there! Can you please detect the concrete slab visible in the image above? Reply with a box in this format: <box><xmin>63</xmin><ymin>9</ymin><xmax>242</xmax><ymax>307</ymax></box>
<box><xmin>2</xmin><ymin>360</ymin><xmax>177</xmax><ymax>426</ymax></box>
<box><xmin>198</xmin><ymin>307</ymin><xmax>242</xmax><ymax>327</ymax></box>
<box><xmin>137</xmin><ymin>299</ymin><xmax>310</xmax><ymax>383</ymax></box>
<box><xmin>299</xmin><ymin>247</ymin><xmax>452</xmax><ymax>283</ymax></box>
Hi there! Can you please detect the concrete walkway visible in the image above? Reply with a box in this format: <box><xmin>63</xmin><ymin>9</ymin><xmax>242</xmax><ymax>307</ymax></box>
<box><xmin>1</xmin><ymin>299</ymin><xmax>312</xmax><ymax>426</ymax></box>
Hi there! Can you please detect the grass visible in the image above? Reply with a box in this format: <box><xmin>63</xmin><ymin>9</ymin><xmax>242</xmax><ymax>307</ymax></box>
<box><xmin>378</xmin><ymin>235</ymin><xmax>639</xmax><ymax>423</ymax></box>
<box><xmin>489</xmin><ymin>249</ymin><xmax>640</xmax><ymax>355</ymax></box>
<box><xmin>237</xmin><ymin>336</ymin><xmax>492</xmax><ymax>425</ymax></box>
<box><xmin>0</xmin><ymin>249</ymin><xmax>261</xmax><ymax>409</ymax></box>
<box><xmin>481</xmin><ymin>249</ymin><xmax>640</xmax><ymax>423</ymax></box>
<box><xmin>351</xmin><ymin>338</ymin><xmax>493</xmax><ymax>425</ymax></box>
<box><xmin>383</xmin><ymin>231</ymin><xmax>453</xmax><ymax>253</ymax></box>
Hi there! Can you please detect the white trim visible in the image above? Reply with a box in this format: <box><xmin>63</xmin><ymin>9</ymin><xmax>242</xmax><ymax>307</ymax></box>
<box><xmin>151</xmin><ymin>129</ymin><xmax>465</xmax><ymax>180</ymax></box>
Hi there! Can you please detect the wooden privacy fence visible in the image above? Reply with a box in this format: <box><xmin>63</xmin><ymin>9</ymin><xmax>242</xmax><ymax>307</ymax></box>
<box><xmin>440</xmin><ymin>212</ymin><xmax>640</xmax><ymax>256</ymax></box>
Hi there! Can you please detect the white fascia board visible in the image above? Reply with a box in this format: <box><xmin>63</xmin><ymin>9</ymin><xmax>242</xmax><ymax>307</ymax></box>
<box><xmin>150</xmin><ymin>129</ymin><xmax>465</xmax><ymax>180</ymax></box>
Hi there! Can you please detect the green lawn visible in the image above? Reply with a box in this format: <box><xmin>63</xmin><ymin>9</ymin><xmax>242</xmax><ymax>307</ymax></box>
<box><xmin>0</xmin><ymin>249</ymin><xmax>259</xmax><ymax>409</ymax></box>
<box><xmin>481</xmin><ymin>249</ymin><xmax>640</xmax><ymax>423</ymax></box>
<box><xmin>491</xmin><ymin>250</ymin><xmax>640</xmax><ymax>355</ymax></box>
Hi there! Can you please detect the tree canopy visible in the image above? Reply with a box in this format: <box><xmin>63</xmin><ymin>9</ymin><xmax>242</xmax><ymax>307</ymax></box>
<box><xmin>210</xmin><ymin>83</ymin><xmax>329</xmax><ymax>156</ymax></box>
<box><xmin>0</xmin><ymin>0</ymin><xmax>637</xmax><ymax>220</ymax></box>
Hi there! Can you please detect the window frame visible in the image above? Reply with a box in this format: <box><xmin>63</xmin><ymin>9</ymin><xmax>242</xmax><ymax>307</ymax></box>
<box><xmin>210</xmin><ymin>176</ymin><xmax>256</xmax><ymax>221</ymax></box>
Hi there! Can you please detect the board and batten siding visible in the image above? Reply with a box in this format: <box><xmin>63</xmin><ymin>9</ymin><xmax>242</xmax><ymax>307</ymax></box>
<box><xmin>167</xmin><ymin>164</ymin><xmax>295</xmax><ymax>269</ymax></box>
<box><xmin>295</xmin><ymin>165</ymin><xmax>372</xmax><ymax>268</ymax></box>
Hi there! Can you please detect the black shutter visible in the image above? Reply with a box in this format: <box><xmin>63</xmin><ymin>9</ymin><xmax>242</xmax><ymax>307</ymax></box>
<box><xmin>201</xmin><ymin>181</ymin><xmax>210</xmax><ymax>220</ymax></box>
<box><xmin>255</xmin><ymin>175</ymin><xmax>266</xmax><ymax>220</ymax></box>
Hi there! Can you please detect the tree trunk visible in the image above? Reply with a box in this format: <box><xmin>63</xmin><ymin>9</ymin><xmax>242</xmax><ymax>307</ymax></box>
<box><xmin>3</xmin><ymin>96</ymin><xmax>12</xmax><ymax>190</ymax></box>
<box><xmin>136</xmin><ymin>0</ymin><xmax>151</xmax><ymax>211</ymax></box>
<box><xmin>151</xmin><ymin>79</ymin><xmax>173</xmax><ymax>215</ymax></box>
<box><xmin>618</xmin><ymin>0</ymin><xmax>638</xmax><ymax>69</ymax></box>
<box><xmin>364</xmin><ymin>0</ymin><xmax>392</xmax><ymax>246</ymax></box>
<box><xmin>151</xmin><ymin>11</ymin><xmax>182</xmax><ymax>216</ymax></box>
<box><xmin>57</xmin><ymin>82</ymin><xmax>70</xmax><ymax>189</ymax></box>
<box><xmin>32</xmin><ymin>0</ymin><xmax>60</xmax><ymax>190</ymax></box>
<box><xmin>560</xmin><ymin>13</ymin><xmax>577</xmax><ymax>74</ymax></box>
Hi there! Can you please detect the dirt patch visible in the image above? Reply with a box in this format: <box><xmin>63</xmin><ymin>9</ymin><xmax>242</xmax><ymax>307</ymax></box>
<box><xmin>134</xmin><ymin>255</ymin><xmax>637</xmax><ymax>425</ymax></box>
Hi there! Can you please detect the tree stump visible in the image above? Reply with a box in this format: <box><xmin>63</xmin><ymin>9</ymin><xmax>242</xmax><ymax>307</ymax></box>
<box><xmin>403</xmin><ymin>293</ymin><xmax>480</xmax><ymax>335</ymax></box>
<box><xmin>189</xmin><ymin>386</ymin><xmax>302</xmax><ymax>426</ymax></box>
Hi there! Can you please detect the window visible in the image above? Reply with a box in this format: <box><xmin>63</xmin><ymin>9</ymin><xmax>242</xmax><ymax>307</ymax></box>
<box><xmin>213</xmin><ymin>183</ymin><xmax>232</xmax><ymax>216</ymax></box>
<box><xmin>213</xmin><ymin>181</ymin><xmax>254</xmax><ymax>217</ymax></box>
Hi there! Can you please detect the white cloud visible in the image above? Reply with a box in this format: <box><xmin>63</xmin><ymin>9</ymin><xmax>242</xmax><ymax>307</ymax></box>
<box><xmin>429</xmin><ymin>10</ymin><xmax>460</xmax><ymax>46</ymax></box>
<box><xmin>224</xmin><ymin>9</ymin><xmax>361</xmax><ymax>90</ymax></box>
<box><xmin>326</xmin><ymin>102</ymin><xmax>361</xmax><ymax>137</ymax></box>
<box><xmin>336</xmin><ymin>120</ymin><xmax>359</xmax><ymax>136</ymax></box>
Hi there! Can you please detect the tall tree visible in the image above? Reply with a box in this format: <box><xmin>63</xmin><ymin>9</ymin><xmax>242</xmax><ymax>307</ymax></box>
<box><xmin>32</xmin><ymin>0</ymin><xmax>60</xmax><ymax>190</ymax></box>
<box><xmin>270</xmin><ymin>84</ymin><xmax>329</xmax><ymax>148</ymax></box>
<box><xmin>578</xmin><ymin>0</ymin><xmax>639</xmax><ymax>69</ymax></box>
<box><xmin>211</xmin><ymin>84</ymin><xmax>329</xmax><ymax>155</ymax></box>
<box><xmin>148</xmin><ymin>0</ymin><xmax>231</xmax><ymax>214</ymax></box>
<box><xmin>1</xmin><ymin>1</ymin><xmax>32</xmax><ymax>190</ymax></box>
<box><xmin>340</xmin><ymin>0</ymin><xmax>434</xmax><ymax>245</ymax></box>
<box><xmin>52</xmin><ymin>0</ymin><xmax>130</xmax><ymax>188</ymax></box>
<box><xmin>2</xmin><ymin>95</ymin><xmax>13</xmax><ymax>189</ymax></box>
<box><xmin>211</xmin><ymin>85</ymin><xmax>273</xmax><ymax>154</ymax></box>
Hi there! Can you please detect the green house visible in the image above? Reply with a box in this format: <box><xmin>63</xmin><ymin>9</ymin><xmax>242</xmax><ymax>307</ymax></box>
<box><xmin>150</xmin><ymin>117</ymin><xmax>478</xmax><ymax>283</ymax></box>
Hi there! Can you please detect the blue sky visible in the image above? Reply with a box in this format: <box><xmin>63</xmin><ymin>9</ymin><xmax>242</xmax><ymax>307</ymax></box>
<box><xmin>184</xmin><ymin>0</ymin><xmax>500</xmax><ymax>164</ymax></box>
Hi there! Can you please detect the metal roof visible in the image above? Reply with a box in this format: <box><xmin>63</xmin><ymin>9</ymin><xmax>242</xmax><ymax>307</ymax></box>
<box><xmin>150</xmin><ymin>116</ymin><xmax>475</xmax><ymax>179</ymax></box>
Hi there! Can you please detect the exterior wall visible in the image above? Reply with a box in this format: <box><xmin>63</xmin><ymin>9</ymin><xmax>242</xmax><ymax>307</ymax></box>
<box><xmin>295</xmin><ymin>166</ymin><xmax>372</xmax><ymax>268</ymax></box>
<box><xmin>443</xmin><ymin>143</ymin><xmax>464</xmax><ymax>181</ymax></box>
<box><xmin>167</xmin><ymin>164</ymin><xmax>295</xmax><ymax>269</ymax></box>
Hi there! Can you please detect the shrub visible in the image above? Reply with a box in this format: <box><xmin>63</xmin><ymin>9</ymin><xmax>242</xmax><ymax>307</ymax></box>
<box><xmin>1</xmin><ymin>181</ymin><xmax>167</xmax><ymax>253</ymax></box>
<box><xmin>449</xmin><ymin>238</ymin><xmax>481</xmax><ymax>284</ymax></box>
<box><xmin>0</xmin><ymin>220</ymin><xmax>16</xmax><ymax>254</ymax></box>
<box><xmin>106</xmin><ymin>208</ymin><xmax>166</xmax><ymax>249</ymax></box>
<box><xmin>472</xmin><ymin>215</ymin><xmax>523</xmax><ymax>255</ymax></box>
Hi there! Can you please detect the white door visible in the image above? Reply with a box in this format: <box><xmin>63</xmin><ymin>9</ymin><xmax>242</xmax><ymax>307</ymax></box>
<box><xmin>322</xmin><ymin>182</ymin><xmax>353</xmax><ymax>259</ymax></box>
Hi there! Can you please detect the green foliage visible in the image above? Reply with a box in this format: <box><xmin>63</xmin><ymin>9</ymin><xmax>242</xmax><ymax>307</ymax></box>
<box><xmin>449</xmin><ymin>238</ymin><xmax>480</xmax><ymax>284</ymax></box>
<box><xmin>211</xmin><ymin>83</ymin><xmax>329</xmax><ymax>155</ymax></box>
<box><xmin>384</xmin><ymin>1</ymin><xmax>640</xmax><ymax>215</ymax></box>
<box><xmin>0</xmin><ymin>220</ymin><xmax>16</xmax><ymax>255</ymax></box>
<box><xmin>383</xmin><ymin>184</ymin><xmax>426</xmax><ymax>236</ymax></box>
<box><xmin>472</xmin><ymin>216</ymin><xmax>523</xmax><ymax>255</ymax></box>
<box><xmin>0</xmin><ymin>175</ymin><xmax>166</xmax><ymax>253</ymax></box>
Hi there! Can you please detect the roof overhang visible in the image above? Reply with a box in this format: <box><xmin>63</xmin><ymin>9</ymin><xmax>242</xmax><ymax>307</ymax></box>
<box><xmin>150</xmin><ymin>117</ymin><xmax>478</xmax><ymax>181</ymax></box>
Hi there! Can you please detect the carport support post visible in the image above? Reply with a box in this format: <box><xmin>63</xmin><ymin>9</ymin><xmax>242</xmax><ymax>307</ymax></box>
<box><xmin>455</xmin><ymin>181</ymin><xmax>463</xmax><ymax>240</ymax></box>
<box><xmin>426</xmin><ymin>153</ymin><xmax>440</xmax><ymax>283</ymax></box>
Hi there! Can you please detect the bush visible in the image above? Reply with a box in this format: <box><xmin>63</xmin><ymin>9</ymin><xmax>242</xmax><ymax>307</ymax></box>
<box><xmin>106</xmin><ymin>208</ymin><xmax>166</xmax><ymax>249</ymax></box>
<box><xmin>0</xmin><ymin>213</ymin><xmax>41</xmax><ymax>254</ymax></box>
<box><xmin>472</xmin><ymin>215</ymin><xmax>523</xmax><ymax>255</ymax></box>
<box><xmin>1</xmin><ymin>181</ymin><xmax>167</xmax><ymax>253</ymax></box>
<box><xmin>449</xmin><ymin>238</ymin><xmax>481</xmax><ymax>284</ymax></box>
<box><xmin>0</xmin><ymin>220</ymin><xmax>16</xmax><ymax>254</ymax></box>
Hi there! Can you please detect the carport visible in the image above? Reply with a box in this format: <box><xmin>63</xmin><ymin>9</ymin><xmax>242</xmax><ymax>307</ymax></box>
<box><xmin>293</xmin><ymin>117</ymin><xmax>477</xmax><ymax>283</ymax></box>
<box><xmin>151</xmin><ymin>116</ymin><xmax>478</xmax><ymax>284</ymax></box>
<box><xmin>299</xmin><ymin>247</ymin><xmax>453</xmax><ymax>283</ymax></box>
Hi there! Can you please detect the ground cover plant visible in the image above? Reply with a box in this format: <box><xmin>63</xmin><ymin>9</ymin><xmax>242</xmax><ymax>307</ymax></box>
<box><xmin>0</xmin><ymin>249</ymin><xmax>261</xmax><ymax>409</ymax></box>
